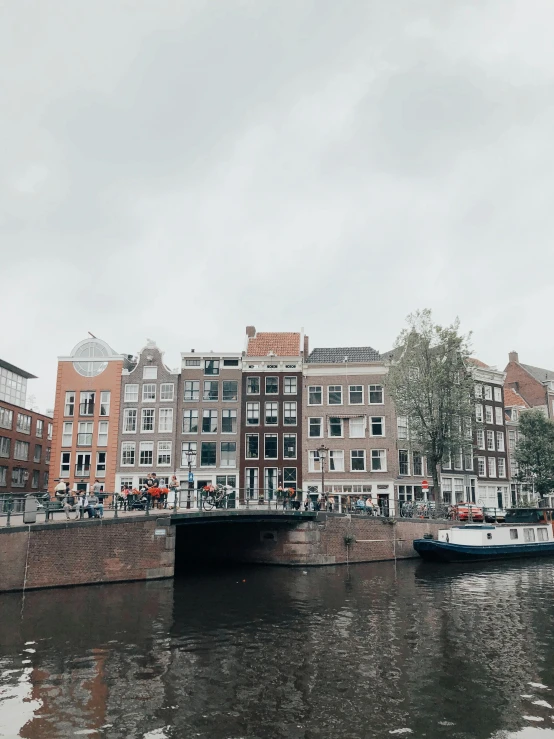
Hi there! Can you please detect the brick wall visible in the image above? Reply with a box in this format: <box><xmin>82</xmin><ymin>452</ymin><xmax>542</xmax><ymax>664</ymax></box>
<box><xmin>504</xmin><ymin>361</ymin><xmax>548</xmax><ymax>411</ymax></box>
<box><xmin>0</xmin><ymin>516</ymin><xmax>175</xmax><ymax>592</ymax></box>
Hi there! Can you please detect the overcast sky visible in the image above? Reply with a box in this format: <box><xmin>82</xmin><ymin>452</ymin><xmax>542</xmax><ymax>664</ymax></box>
<box><xmin>3</xmin><ymin>0</ymin><xmax>554</xmax><ymax>411</ymax></box>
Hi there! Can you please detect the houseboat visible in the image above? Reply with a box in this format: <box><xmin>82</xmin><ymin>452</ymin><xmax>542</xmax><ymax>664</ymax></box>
<box><xmin>413</xmin><ymin>508</ymin><xmax>554</xmax><ymax>563</ymax></box>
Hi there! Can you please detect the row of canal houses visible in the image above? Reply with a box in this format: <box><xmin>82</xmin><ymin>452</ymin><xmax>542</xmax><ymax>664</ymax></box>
<box><xmin>50</xmin><ymin>330</ymin><xmax>552</xmax><ymax>513</ymax></box>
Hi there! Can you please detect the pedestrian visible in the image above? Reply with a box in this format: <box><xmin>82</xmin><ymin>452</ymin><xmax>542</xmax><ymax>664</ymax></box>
<box><xmin>92</xmin><ymin>479</ymin><xmax>102</xmax><ymax>495</ymax></box>
<box><xmin>86</xmin><ymin>492</ymin><xmax>100</xmax><ymax>518</ymax></box>
<box><xmin>62</xmin><ymin>492</ymin><xmax>74</xmax><ymax>520</ymax></box>
<box><xmin>365</xmin><ymin>496</ymin><xmax>373</xmax><ymax>515</ymax></box>
<box><xmin>327</xmin><ymin>497</ymin><xmax>333</xmax><ymax>513</ymax></box>
<box><xmin>121</xmin><ymin>486</ymin><xmax>130</xmax><ymax>511</ymax></box>
<box><xmin>304</xmin><ymin>496</ymin><xmax>310</xmax><ymax>511</ymax></box>
<box><xmin>169</xmin><ymin>475</ymin><xmax>179</xmax><ymax>509</ymax></box>
<box><xmin>54</xmin><ymin>479</ymin><xmax>66</xmax><ymax>500</ymax></box>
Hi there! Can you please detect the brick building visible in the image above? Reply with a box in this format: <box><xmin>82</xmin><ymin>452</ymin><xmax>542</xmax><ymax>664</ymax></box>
<box><xmin>240</xmin><ymin>327</ymin><xmax>306</xmax><ymax>502</ymax></box>
<box><xmin>0</xmin><ymin>359</ymin><xmax>52</xmax><ymax>493</ymax></box>
<box><xmin>504</xmin><ymin>386</ymin><xmax>531</xmax><ymax>505</ymax></box>
<box><xmin>177</xmin><ymin>349</ymin><xmax>242</xmax><ymax>505</ymax></box>
<box><xmin>505</xmin><ymin>351</ymin><xmax>554</xmax><ymax>419</ymax></box>
<box><xmin>116</xmin><ymin>340</ymin><xmax>180</xmax><ymax>493</ymax></box>
<box><xmin>50</xmin><ymin>338</ymin><xmax>133</xmax><ymax>494</ymax></box>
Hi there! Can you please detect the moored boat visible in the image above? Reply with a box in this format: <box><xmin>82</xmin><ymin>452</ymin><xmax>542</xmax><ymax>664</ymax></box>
<box><xmin>413</xmin><ymin>508</ymin><xmax>554</xmax><ymax>563</ymax></box>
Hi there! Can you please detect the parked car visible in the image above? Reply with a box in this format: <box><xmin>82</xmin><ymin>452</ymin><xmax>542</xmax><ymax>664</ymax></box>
<box><xmin>483</xmin><ymin>507</ymin><xmax>506</xmax><ymax>522</ymax></box>
<box><xmin>451</xmin><ymin>503</ymin><xmax>484</xmax><ymax>522</ymax></box>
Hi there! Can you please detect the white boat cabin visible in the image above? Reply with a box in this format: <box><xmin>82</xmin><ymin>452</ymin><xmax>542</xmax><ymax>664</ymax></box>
<box><xmin>438</xmin><ymin>524</ymin><xmax>554</xmax><ymax>546</ymax></box>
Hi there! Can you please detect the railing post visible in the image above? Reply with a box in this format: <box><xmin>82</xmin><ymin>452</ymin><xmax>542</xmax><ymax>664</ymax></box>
<box><xmin>6</xmin><ymin>498</ymin><xmax>12</xmax><ymax>527</ymax></box>
<box><xmin>113</xmin><ymin>492</ymin><xmax>118</xmax><ymax>519</ymax></box>
<box><xmin>145</xmin><ymin>495</ymin><xmax>150</xmax><ymax>516</ymax></box>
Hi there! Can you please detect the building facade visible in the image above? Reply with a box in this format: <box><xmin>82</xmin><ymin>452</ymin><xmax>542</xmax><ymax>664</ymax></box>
<box><xmin>240</xmin><ymin>327</ymin><xmax>305</xmax><ymax>502</ymax></box>
<box><xmin>504</xmin><ymin>387</ymin><xmax>531</xmax><ymax>505</ymax></box>
<box><xmin>177</xmin><ymin>350</ymin><xmax>242</xmax><ymax>505</ymax></box>
<box><xmin>116</xmin><ymin>340</ymin><xmax>180</xmax><ymax>493</ymax></box>
<box><xmin>50</xmin><ymin>338</ymin><xmax>131</xmax><ymax>493</ymax></box>
<box><xmin>0</xmin><ymin>359</ymin><xmax>52</xmax><ymax>493</ymax></box>
<box><xmin>505</xmin><ymin>351</ymin><xmax>554</xmax><ymax>419</ymax></box>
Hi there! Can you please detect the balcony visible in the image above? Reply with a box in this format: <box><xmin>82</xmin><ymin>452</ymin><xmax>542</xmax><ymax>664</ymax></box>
<box><xmin>75</xmin><ymin>465</ymin><xmax>91</xmax><ymax>477</ymax></box>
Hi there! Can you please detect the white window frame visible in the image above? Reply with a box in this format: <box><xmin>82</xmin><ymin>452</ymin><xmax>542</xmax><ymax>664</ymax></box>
<box><xmin>160</xmin><ymin>383</ymin><xmax>175</xmax><ymax>401</ymax></box>
<box><xmin>498</xmin><ymin>458</ymin><xmax>506</xmax><ymax>478</ymax></box>
<box><xmin>283</xmin><ymin>433</ymin><xmax>297</xmax><ymax>460</ymax></box>
<box><xmin>476</xmin><ymin>429</ymin><xmax>485</xmax><ymax>449</ymax></box>
<box><xmin>349</xmin><ymin>417</ymin><xmax>366</xmax><ymax>439</ymax></box>
<box><xmin>370</xmin><ymin>416</ymin><xmax>384</xmax><ymax>437</ymax></box>
<box><xmin>350</xmin><ymin>449</ymin><xmax>366</xmax><ymax>472</ymax></box>
<box><xmin>221</xmin><ymin>409</ymin><xmax>237</xmax><ymax>434</ymax></box>
<box><xmin>64</xmin><ymin>391</ymin><xmax>75</xmax><ymax>416</ymax></box>
<box><xmin>328</xmin><ymin>385</ymin><xmax>343</xmax><ymax>405</ymax></box>
<box><xmin>264</xmin><ymin>434</ymin><xmax>278</xmax><ymax>460</ymax></box>
<box><xmin>496</xmin><ymin>432</ymin><xmax>505</xmax><ymax>452</ymax></box>
<box><xmin>494</xmin><ymin>387</ymin><xmax>502</xmax><ymax>403</ymax></box>
<box><xmin>139</xmin><ymin>441</ymin><xmax>154</xmax><ymax>467</ymax></box>
<box><xmin>398</xmin><ymin>450</ymin><xmax>410</xmax><ymax>476</ymax></box>
<box><xmin>308</xmin><ymin>386</ymin><xmax>322</xmax><ymax>405</ymax></box>
<box><xmin>124</xmin><ymin>384</ymin><xmax>139</xmax><ymax>403</ymax></box>
<box><xmin>247</xmin><ymin>377</ymin><xmax>260</xmax><ymax>395</ymax></box>
<box><xmin>100</xmin><ymin>391</ymin><xmax>111</xmax><ymax>416</ymax></box>
<box><xmin>184</xmin><ymin>381</ymin><xmax>200</xmax><ymax>401</ymax></box>
<box><xmin>181</xmin><ymin>441</ymin><xmax>197</xmax><ymax>468</ymax></box>
<box><xmin>158</xmin><ymin>408</ymin><xmax>174</xmax><ymax>433</ymax></box>
<box><xmin>97</xmin><ymin>421</ymin><xmax>108</xmax><ymax>447</ymax></box>
<box><xmin>488</xmin><ymin>457</ymin><xmax>496</xmax><ymax>478</ymax></box>
<box><xmin>220</xmin><ymin>441</ymin><xmax>237</xmax><ymax>468</ymax></box>
<box><xmin>329</xmin><ymin>449</ymin><xmax>345</xmax><ymax>472</ymax></box>
<box><xmin>246</xmin><ymin>402</ymin><xmax>260</xmax><ymax>426</ymax></box>
<box><xmin>495</xmin><ymin>407</ymin><xmax>504</xmax><ymax>426</ymax></box>
<box><xmin>62</xmin><ymin>422</ymin><xmax>73</xmax><ymax>447</ymax></box>
<box><xmin>143</xmin><ymin>366</ymin><xmax>158</xmax><ymax>380</ymax></box>
<box><xmin>265</xmin><ymin>401</ymin><xmax>278</xmax><ymax>425</ymax></box>
<box><xmin>486</xmin><ymin>430</ymin><xmax>495</xmax><ymax>451</ymax></box>
<box><xmin>121</xmin><ymin>442</ymin><xmax>135</xmax><ymax>466</ymax></box>
<box><xmin>265</xmin><ymin>376</ymin><xmax>279</xmax><ymax>395</ymax></box>
<box><xmin>348</xmin><ymin>385</ymin><xmax>364</xmax><ymax>405</ymax></box>
<box><xmin>157</xmin><ymin>441</ymin><xmax>172</xmax><ymax>467</ymax></box>
<box><xmin>284</xmin><ymin>377</ymin><xmax>297</xmax><ymax>395</ymax></box>
<box><xmin>485</xmin><ymin>406</ymin><xmax>493</xmax><ymax>424</ymax></box>
<box><xmin>477</xmin><ymin>456</ymin><xmax>486</xmax><ymax>476</ymax></box>
<box><xmin>283</xmin><ymin>401</ymin><xmax>297</xmax><ymax>426</ymax></box>
<box><xmin>371</xmin><ymin>449</ymin><xmax>386</xmax><ymax>472</ymax></box>
<box><xmin>60</xmin><ymin>451</ymin><xmax>71</xmax><ymax>476</ymax></box>
<box><xmin>308</xmin><ymin>450</ymin><xmax>321</xmax><ymax>473</ymax></box>
<box><xmin>142</xmin><ymin>384</ymin><xmax>156</xmax><ymax>402</ymax></box>
<box><xmin>123</xmin><ymin>408</ymin><xmax>137</xmax><ymax>433</ymax></box>
<box><xmin>182</xmin><ymin>409</ymin><xmax>198</xmax><ymax>434</ymax></box>
<box><xmin>202</xmin><ymin>409</ymin><xmax>218</xmax><ymax>434</ymax></box>
<box><xmin>484</xmin><ymin>385</ymin><xmax>493</xmax><ymax>401</ymax></box>
<box><xmin>308</xmin><ymin>417</ymin><xmax>323</xmax><ymax>438</ymax></box>
<box><xmin>328</xmin><ymin>417</ymin><xmax>343</xmax><ymax>438</ymax></box>
<box><xmin>245</xmin><ymin>434</ymin><xmax>259</xmax><ymax>460</ymax></box>
<box><xmin>141</xmin><ymin>408</ymin><xmax>155</xmax><ymax>433</ymax></box>
<box><xmin>475</xmin><ymin>404</ymin><xmax>484</xmax><ymax>423</ymax></box>
<box><xmin>368</xmin><ymin>385</ymin><xmax>384</xmax><ymax>405</ymax></box>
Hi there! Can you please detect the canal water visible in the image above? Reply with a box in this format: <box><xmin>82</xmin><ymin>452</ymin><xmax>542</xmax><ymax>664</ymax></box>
<box><xmin>1</xmin><ymin>560</ymin><xmax>554</xmax><ymax>738</ymax></box>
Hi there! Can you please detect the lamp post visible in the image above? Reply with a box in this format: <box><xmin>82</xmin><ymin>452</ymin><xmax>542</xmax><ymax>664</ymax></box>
<box><xmin>318</xmin><ymin>444</ymin><xmax>328</xmax><ymax>508</ymax></box>
<box><xmin>184</xmin><ymin>448</ymin><xmax>195</xmax><ymax>510</ymax></box>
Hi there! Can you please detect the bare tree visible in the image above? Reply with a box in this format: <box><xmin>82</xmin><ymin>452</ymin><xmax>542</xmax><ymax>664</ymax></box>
<box><xmin>386</xmin><ymin>309</ymin><xmax>474</xmax><ymax>505</ymax></box>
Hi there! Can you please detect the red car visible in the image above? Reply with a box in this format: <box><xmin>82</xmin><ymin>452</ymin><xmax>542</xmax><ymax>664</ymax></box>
<box><xmin>451</xmin><ymin>503</ymin><xmax>484</xmax><ymax>522</ymax></box>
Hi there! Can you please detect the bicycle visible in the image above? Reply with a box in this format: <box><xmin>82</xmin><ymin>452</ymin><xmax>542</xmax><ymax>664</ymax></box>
<box><xmin>202</xmin><ymin>485</ymin><xmax>231</xmax><ymax>511</ymax></box>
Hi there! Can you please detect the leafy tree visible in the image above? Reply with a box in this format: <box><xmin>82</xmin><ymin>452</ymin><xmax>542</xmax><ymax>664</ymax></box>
<box><xmin>386</xmin><ymin>309</ymin><xmax>474</xmax><ymax>505</ymax></box>
<box><xmin>514</xmin><ymin>409</ymin><xmax>554</xmax><ymax>498</ymax></box>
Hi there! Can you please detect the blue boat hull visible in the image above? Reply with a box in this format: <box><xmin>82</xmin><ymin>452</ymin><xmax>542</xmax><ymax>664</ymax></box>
<box><xmin>413</xmin><ymin>538</ymin><xmax>554</xmax><ymax>563</ymax></box>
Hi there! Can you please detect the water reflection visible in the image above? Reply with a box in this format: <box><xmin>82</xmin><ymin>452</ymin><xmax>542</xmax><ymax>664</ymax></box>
<box><xmin>0</xmin><ymin>561</ymin><xmax>554</xmax><ymax>737</ymax></box>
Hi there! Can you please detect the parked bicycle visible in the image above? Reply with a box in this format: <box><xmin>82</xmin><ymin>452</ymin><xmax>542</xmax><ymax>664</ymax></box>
<box><xmin>201</xmin><ymin>485</ymin><xmax>231</xmax><ymax>511</ymax></box>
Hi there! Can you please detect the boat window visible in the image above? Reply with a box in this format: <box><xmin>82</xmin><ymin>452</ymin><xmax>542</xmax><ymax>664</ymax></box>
<box><xmin>487</xmin><ymin>533</ymin><xmax>492</xmax><ymax>540</ymax></box>
<box><xmin>523</xmin><ymin>528</ymin><xmax>536</xmax><ymax>543</ymax></box>
<box><xmin>510</xmin><ymin>529</ymin><xmax>519</xmax><ymax>540</ymax></box>
<box><xmin>537</xmin><ymin>528</ymin><xmax>548</xmax><ymax>542</ymax></box>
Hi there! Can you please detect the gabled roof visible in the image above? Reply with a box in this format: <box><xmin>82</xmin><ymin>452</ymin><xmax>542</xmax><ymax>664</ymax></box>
<box><xmin>520</xmin><ymin>363</ymin><xmax>554</xmax><ymax>384</ymax></box>
<box><xmin>468</xmin><ymin>357</ymin><xmax>489</xmax><ymax>368</ymax></box>
<box><xmin>308</xmin><ymin>346</ymin><xmax>380</xmax><ymax>364</ymax></box>
<box><xmin>0</xmin><ymin>358</ymin><xmax>36</xmax><ymax>379</ymax></box>
<box><xmin>504</xmin><ymin>387</ymin><xmax>530</xmax><ymax>409</ymax></box>
<box><xmin>246</xmin><ymin>332</ymin><xmax>301</xmax><ymax>357</ymax></box>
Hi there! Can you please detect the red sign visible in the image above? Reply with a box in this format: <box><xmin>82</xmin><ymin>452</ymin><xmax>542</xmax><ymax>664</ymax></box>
<box><xmin>421</xmin><ymin>480</ymin><xmax>429</xmax><ymax>490</ymax></box>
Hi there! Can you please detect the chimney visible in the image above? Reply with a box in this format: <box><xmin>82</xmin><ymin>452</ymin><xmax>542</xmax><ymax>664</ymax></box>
<box><xmin>246</xmin><ymin>326</ymin><xmax>256</xmax><ymax>338</ymax></box>
<box><xmin>509</xmin><ymin>351</ymin><xmax>519</xmax><ymax>364</ymax></box>
<box><xmin>304</xmin><ymin>335</ymin><xmax>309</xmax><ymax>356</ymax></box>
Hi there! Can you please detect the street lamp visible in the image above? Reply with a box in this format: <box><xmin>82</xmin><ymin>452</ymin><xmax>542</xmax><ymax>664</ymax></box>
<box><xmin>184</xmin><ymin>448</ymin><xmax>196</xmax><ymax>510</ymax></box>
<box><xmin>318</xmin><ymin>444</ymin><xmax>328</xmax><ymax>507</ymax></box>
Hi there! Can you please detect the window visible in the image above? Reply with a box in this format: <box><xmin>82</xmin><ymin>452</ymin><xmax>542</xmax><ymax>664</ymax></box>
<box><xmin>488</xmin><ymin>457</ymin><xmax>496</xmax><ymax>477</ymax></box>
<box><xmin>475</xmin><ymin>405</ymin><xmax>484</xmax><ymax>423</ymax></box>
<box><xmin>100</xmin><ymin>391</ymin><xmax>111</xmax><ymax>416</ymax></box>
<box><xmin>496</xmin><ymin>432</ymin><xmax>505</xmax><ymax>452</ymax></box>
<box><xmin>0</xmin><ymin>465</ymin><xmax>6</xmax><ymax>486</ymax></box>
<box><xmin>158</xmin><ymin>408</ymin><xmax>173</xmax><ymax>433</ymax></box>
<box><xmin>121</xmin><ymin>443</ymin><xmax>135</xmax><ymax>466</ymax></box>
<box><xmin>495</xmin><ymin>407</ymin><xmax>503</xmax><ymax>425</ymax></box>
<box><xmin>45</xmin><ymin>447</ymin><xmax>50</xmax><ymax>464</ymax></box>
<box><xmin>77</xmin><ymin>422</ymin><xmax>93</xmax><ymax>446</ymax></box>
<box><xmin>266</xmin><ymin>377</ymin><xmax>278</xmax><ymax>394</ymax></box>
<box><xmin>510</xmin><ymin>529</ymin><xmax>518</xmax><ymax>540</ymax></box>
<box><xmin>222</xmin><ymin>409</ymin><xmax>237</xmax><ymax>433</ymax></box>
<box><xmin>442</xmin><ymin>478</ymin><xmax>452</xmax><ymax>504</ymax></box>
<box><xmin>284</xmin><ymin>434</ymin><xmax>297</xmax><ymax>459</ymax></box>
<box><xmin>183</xmin><ymin>410</ymin><xmax>198</xmax><ymax>433</ymax></box>
<box><xmin>370</xmin><ymin>417</ymin><xmax>384</xmax><ymax>437</ymax></box>
<box><xmin>265</xmin><ymin>402</ymin><xmax>278</xmax><ymax>425</ymax></box>
<box><xmin>498</xmin><ymin>458</ymin><xmax>506</xmax><ymax>478</ymax></box>
<box><xmin>245</xmin><ymin>468</ymin><xmax>258</xmax><ymax>498</ymax></box>
<box><xmin>247</xmin><ymin>402</ymin><xmax>260</xmax><ymax>425</ymax></box>
<box><xmin>328</xmin><ymin>386</ymin><xmax>342</xmax><ymax>405</ymax></box>
<box><xmin>464</xmin><ymin>449</ymin><xmax>473</xmax><ymax>470</ymax></box>
<box><xmin>308</xmin><ymin>386</ymin><xmax>322</xmax><ymax>405</ymax></box>
<box><xmin>14</xmin><ymin>440</ymin><xmax>29</xmax><ymax>461</ymax></box>
<box><xmin>125</xmin><ymin>385</ymin><xmax>139</xmax><ymax>402</ymax></box>
<box><xmin>485</xmin><ymin>406</ymin><xmax>493</xmax><ymax>424</ymax></box>
<box><xmin>351</xmin><ymin>450</ymin><xmax>366</xmax><ymax>471</ymax></box>
<box><xmin>284</xmin><ymin>377</ymin><xmax>297</xmax><ymax>394</ymax></box>
<box><xmin>79</xmin><ymin>392</ymin><xmax>95</xmax><ymax>416</ymax></box>
<box><xmin>96</xmin><ymin>452</ymin><xmax>106</xmax><ymax>476</ymax></box>
<box><xmin>484</xmin><ymin>386</ymin><xmax>493</xmax><ymax>401</ymax></box>
<box><xmin>143</xmin><ymin>366</ymin><xmax>158</xmax><ymax>380</ymax></box>
<box><xmin>329</xmin><ymin>417</ymin><xmax>343</xmax><ymax>437</ymax></box>
<box><xmin>309</xmin><ymin>418</ymin><xmax>322</xmax><ymax>437</ymax></box>
<box><xmin>204</xmin><ymin>359</ymin><xmax>220</xmax><ymax>376</ymax></box>
<box><xmin>220</xmin><ymin>442</ymin><xmax>236</xmax><ymax>467</ymax></box>
<box><xmin>141</xmin><ymin>409</ymin><xmax>155</xmax><ymax>432</ymax></box>
<box><xmin>349</xmin><ymin>386</ymin><xmax>363</xmax><ymax>404</ymax></box>
<box><xmin>31</xmin><ymin>470</ymin><xmax>39</xmax><ymax>489</ymax></box>
<box><xmin>139</xmin><ymin>442</ymin><xmax>154</xmax><ymax>466</ymax></box>
<box><xmin>202</xmin><ymin>410</ymin><xmax>218</xmax><ymax>433</ymax></box>
<box><xmin>369</xmin><ymin>385</ymin><xmax>383</xmax><ymax>404</ymax></box>
<box><xmin>308</xmin><ymin>451</ymin><xmax>321</xmax><ymax>473</ymax></box>
<box><xmin>157</xmin><ymin>441</ymin><xmax>172</xmax><ymax>466</ymax></box>
<box><xmin>142</xmin><ymin>384</ymin><xmax>156</xmax><ymax>402</ymax></box>
<box><xmin>185</xmin><ymin>358</ymin><xmax>201</xmax><ymax>367</ymax></box>
<box><xmin>123</xmin><ymin>409</ymin><xmax>137</xmax><ymax>433</ymax></box>
<box><xmin>329</xmin><ymin>450</ymin><xmax>344</xmax><ymax>472</ymax></box>
<box><xmin>0</xmin><ymin>408</ymin><xmax>13</xmax><ymax>430</ymax></box>
<box><xmin>538</xmin><ymin>528</ymin><xmax>548</xmax><ymax>542</ymax></box>
<box><xmin>486</xmin><ymin>431</ymin><xmax>495</xmax><ymax>451</ymax></box>
<box><xmin>62</xmin><ymin>422</ymin><xmax>73</xmax><ymax>447</ymax></box>
<box><xmin>512</xmin><ymin>409</ymin><xmax>519</xmax><ymax>421</ymax></box>
<box><xmin>200</xmin><ymin>442</ymin><xmax>217</xmax><ymax>466</ymax></box>
<box><xmin>17</xmin><ymin>413</ymin><xmax>31</xmax><ymax>434</ymax></box>
<box><xmin>371</xmin><ymin>449</ymin><xmax>386</xmax><ymax>471</ymax></box>
<box><xmin>61</xmin><ymin>452</ymin><xmax>71</xmax><ymax>476</ymax></box>
<box><xmin>65</xmin><ymin>391</ymin><xmax>75</xmax><ymax>416</ymax></box>
<box><xmin>474</xmin><ymin>384</ymin><xmax>483</xmax><ymax>399</ymax></box>
<box><xmin>264</xmin><ymin>434</ymin><xmax>278</xmax><ymax>459</ymax></box>
<box><xmin>97</xmin><ymin>421</ymin><xmax>108</xmax><ymax>447</ymax></box>
<box><xmin>524</xmin><ymin>528</ymin><xmax>536</xmax><ymax>543</ymax></box>
<box><xmin>349</xmin><ymin>417</ymin><xmax>366</xmax><ymax>438</ymax></box>
<box><xmin>34</xmin><ymin>419</ymin><xmax>43</xmax><ymax>439</ymax></box>
<box><xmin>247</xmin><ymin>377</ymin><xmax>260</xmax><ymax>394</ymax></box>
<box><xmin>477</xmin><ymin>429</ymin><xmax>485</xmax><ymax>449</ymax></box>
<box><xmin>223</xmin><ymin>358</ymin><xmax>239</xmax><ymax>367</ymax></box>
<box><xmin>398</xmin><ymin>450</ymin><xmax>409</xmax><ymax>475</ymax></box>
<box><xmin>454</xmin><ymin>450</ymin><xmax>463</xmax><ymax>470</ymax></box>
<box><xmin>397</xmin><ymin>416</ymin><xmax>408</xmax><ymax>440</ymax></box>
<box><xmin>184</xmin><ymin>381</ymin><xmax>199</xmax><ymax>401</ymax></box>
<box><xmin>0</xmin><ymin>437</ymin><xmax>10</xmax><ymax>458</ymax></box>
<box><xmin>12</xmin><ymin>468</ymin><xmax>26</xmax><ymax>487</ymax></box>
<box><xmin>181</xmin><ymin>442</ymin><xmax>197</xmax><ymax>467</ymax></box>
<box><xmin>160</xmin><ymin>384</ymin><xmax>174</xmax><ymax>401</ymax></box>
<box><xmin>245</xmin><ymin>434</ymin><xmax>259</xmax><ymax>459</ymax></box>
<box><xmin>413</xmin><ymin>451</ymin><xmax>423</xmax><ymax>476</ymax></box>
<box><xmin>454</xmin><ymin>478</ymin><xmax>464</xmax><ymax>502</ymax></box>
<box><xmin>494</xmin><ymin>387</ymin><xmax>502</xmax><ymax>403</ymax></box>
<box><xmin>264</xmin><ymin>468</ymin><xmax>278</xmax><ymax>496</ymax></box>
<box><xmin>477</xmin><ymin>457</ymin><xmax>486</xmax><ymax>476</ymax></box>
<box><xmin>203</xmin><ymin>381</ymin><xmax>219</xmax><ymax>401</ymax></box>
<box><xmin>222</xmin><ymin>381</ymin><xmax>238</xmax><ymax>401</ymax></box>
<box><xmin>47</xmin><ymin>423</ymin><xmax>52</xmax><ymax>441</ymax></box>
<box><xmin>284</xmin><ymin>402</ymin><xmax>297</xmax><ymax>425</ymax></box>
<box><xmin>283</xmin><ymin>467</ymin><xmax>297</xmax><ymax>489</ymax></box>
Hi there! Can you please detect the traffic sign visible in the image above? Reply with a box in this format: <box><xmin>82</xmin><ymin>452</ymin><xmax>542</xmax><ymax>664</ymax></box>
<box><xmin>188</xmin><ymin>472</ymin><xmax>194</xmax><ymax>483</ymax></box>
<box><xmin>422</xmin><ymin>480</ymin><xmax>429</xmax><ymax>490</ymax></box>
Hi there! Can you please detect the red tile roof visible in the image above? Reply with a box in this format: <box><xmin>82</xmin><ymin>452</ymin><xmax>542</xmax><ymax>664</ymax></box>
<box><xmin>246</xmin><ymin>332</ymin><xmax>301</xmax><ymax>357</ymax></box>
<box><xmin>504</xmin><ymin>387</ymin><xmax>530</xmax><ymax>409</ymax></box>
<box><xmin>468</xmin><ymin>357</ymin><xmax>489</xmax><ymax>368</ymax></box>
